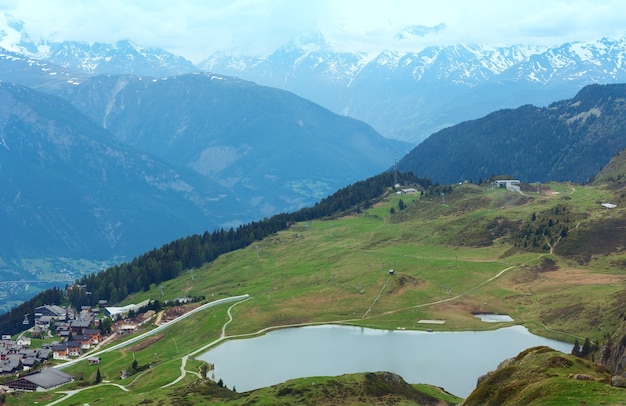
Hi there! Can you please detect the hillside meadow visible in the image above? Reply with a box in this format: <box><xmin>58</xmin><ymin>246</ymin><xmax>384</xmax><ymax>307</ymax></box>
<box><xmin>18</xmin><ymin>180</ymin><xmax>626</xmax><ymax>405</ymax></box>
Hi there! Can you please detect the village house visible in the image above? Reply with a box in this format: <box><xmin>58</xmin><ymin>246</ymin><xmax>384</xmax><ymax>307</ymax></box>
<box><xmin>116</xmin><ymin>324</ymin><xmax>138</xmax><ymax>335</ymax></box>
<box><xmin>69</xmin><ymin>317</ymin><xmax>94</xmax><ymax>333</ymax></box>
<box><xmin>51</xmin><ymin>344</ymin><xmax>68</xmax><ymax>360</ymax></box>
<box><xmin>83</xmin><ymin>329</ymin><xmax>101</xmax><ymax>345</ymax></box>
<box><xmin>396</xmin><ymin>187</ymin><xmax>418</xmax><ymax>195</ymax></box>
<box><xmin>66</xmin><ymin>341</ymin><xmax>82</xmax><ymax>357</ymax></box>
<box><xmin>73</xmin><ymin>335</ymin><xmax>91</xmax><ymax>350</ymax></box>
<box><xmin>494</xmin><ymin>179</ymin><xmax>521</xmax><ymax>189</ymax></box>
<box><xmin>16</xmin><ymin>337</ymin><xmax>31</xmax><ymax>347</ymax></box>
<box><xmin>0</xmin><ymin>354</ymin><xmax>21</xmax><ymax>374</ymax></box>
<box><xmin>30</xmin><ymin>326</ymin><xmax>43</xmax><ymax>339</ymax></box>
<box><xmin>34</xmin><ymin>305</ymin><xmax>68</xmax><ymax>319</ymax></box>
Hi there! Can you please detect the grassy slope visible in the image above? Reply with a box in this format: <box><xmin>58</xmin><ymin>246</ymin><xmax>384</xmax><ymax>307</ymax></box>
<box><xmin>463</xmin><ymin>346</ymin><xmax>625</xmax><ymax>405</ymax></box>
<box><xmin>18</xmin><ymin>180</ymin><xmax>626</xmax><ymax>405</ymax></box>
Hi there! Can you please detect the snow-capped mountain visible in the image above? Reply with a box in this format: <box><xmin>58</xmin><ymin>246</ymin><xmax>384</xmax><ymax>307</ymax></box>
<box><xmin>200</xmin><ymin>29</ymin><xmax>626</xmax><ymax>143</ymax></box>
<box><xmin>36</xmin><ymin>39</ymin><xmax>198</xmax><ymax>77</ymax></box>
<box><xmin>0</xmin><ymin>13</ymin><xmax>197</xmax><ymax>77</ymax></box>
<box><xmin>3</xmin><ymin>11</ymin><xmax>626</xmax><ymax>144</ymax></box>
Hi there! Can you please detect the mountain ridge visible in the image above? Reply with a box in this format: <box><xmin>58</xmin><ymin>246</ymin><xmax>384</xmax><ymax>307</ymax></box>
<box><xmin>397</xmin><ymin>83</ymin><xmax>626</xmax><ymax>185</ymax></box>
<box><xmin>3</xmin><ymin>12</ymin><xmax>626</xmax><ymax>143</ymax></box>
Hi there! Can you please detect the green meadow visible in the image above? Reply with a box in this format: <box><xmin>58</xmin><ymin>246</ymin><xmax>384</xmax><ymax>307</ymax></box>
<box><xmin>17</xmin><ymin>181</ymin><xmax>626</xmax><ymax>405</ymax></box>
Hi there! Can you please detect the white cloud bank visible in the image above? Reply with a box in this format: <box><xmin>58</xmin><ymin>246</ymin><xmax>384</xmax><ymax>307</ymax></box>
<box><xmin>1</xmin><ymin>0</ymin><xmax>625</xmax><ymax>62</ymax></box>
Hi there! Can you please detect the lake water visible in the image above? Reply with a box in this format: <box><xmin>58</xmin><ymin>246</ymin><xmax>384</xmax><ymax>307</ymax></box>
<box><xmin>198</xmin><ymin>324</ymin><xmax>572</xmax><ymax>397</ymax></box>
<box><xmin>474</xmin><ymin>313</ymin><xmax>515</xmax><ymax>322</ymax></box>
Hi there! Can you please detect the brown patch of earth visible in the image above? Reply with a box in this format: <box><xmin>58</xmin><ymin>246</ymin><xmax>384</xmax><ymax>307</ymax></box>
<box><xmin>127</xmin><ymin>333</ymin><xmax>165</xmax><ymax>352</ymax></box>
<box><xmin>537</xmin><ymin>268</ymin><xmax>624</xmax><ymax>286</ymax></box>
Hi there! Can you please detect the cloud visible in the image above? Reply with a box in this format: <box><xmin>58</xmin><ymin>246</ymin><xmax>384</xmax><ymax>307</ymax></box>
<box><xmin>1</xmin><ymin>0</ymin><xmax>625</xmax><ymax>62</ymax></box>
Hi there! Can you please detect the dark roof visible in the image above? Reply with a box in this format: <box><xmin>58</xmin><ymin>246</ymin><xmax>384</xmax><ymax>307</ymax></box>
<box><xmin>70</xmin><ymin>319</ymin><xmax>92</xmax><ymax>328</ymax></box>
<box><xmin>22</xmin><ymin>357</ymin><xmax>36</xmax><ymax>366</ymax></box>
<box><xmin>21</xmin><ymin>368</ymin><xmax>73</xmax><ymax>389</ymax></box>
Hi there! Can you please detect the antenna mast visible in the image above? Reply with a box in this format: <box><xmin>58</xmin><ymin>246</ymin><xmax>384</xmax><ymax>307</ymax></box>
<box><xmin>393</xmin><ymin>148</ymin><xmax>398</xmax><ymax>186</ymax></box>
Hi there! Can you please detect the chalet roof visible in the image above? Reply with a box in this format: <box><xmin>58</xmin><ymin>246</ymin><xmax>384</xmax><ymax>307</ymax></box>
<box><xmin>37</xmin><ymin>348</ymin><xmax>51</xmax><ymax>359</ymax></box>
<box><xmin>21</xmin><ymin>357</ymin><xmax>36</xmax><ymax>366</ymax></box>
<box><xmin>83</xmin><ymin>329</ymin><xmax>100</xmax><ymax>335</ymax></box>
<box><xmin>19</xmin><ymin>368</ymin><xmax>73</xmax><ymax>389</ymax></box>
<box><xmin>0</xmin><ymin>359</ymin><xmax>19</xmax><ymax>372</ymax></box>
<box><xmin>70</xmin><ymin>319</ymin><xmax>92</xmax><ymax>328</ymax></box>
<box><xmin>34</xmin><ymin>305</ymin><xmax>67</xmax><ymax>317</ymax></box>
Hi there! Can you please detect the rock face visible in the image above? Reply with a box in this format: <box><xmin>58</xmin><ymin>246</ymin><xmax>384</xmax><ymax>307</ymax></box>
<box><xmin>598</xmin><ymin>319</ymin><xmax>626</xmax><ymax>377</ymax></box>
<box><xmin>476</xmin><ymin>357</ymin><xmax>515</xmax><ymax>387</ymax></box>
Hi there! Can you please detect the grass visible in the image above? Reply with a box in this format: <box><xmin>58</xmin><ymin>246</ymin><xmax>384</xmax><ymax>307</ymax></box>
<box><xmin>15</xmin><ymin>181</ymin><xmax>626</xmax><ymax>405</ymax></box>
<box><xmin>114</xmin><ymin>183</ymin><xmax>626</xmax><ymax>340</ymax></box>
<box><xmin>463</xmin><ymin>346</ymin><xmax>626</xmax><ymax>405</ymax></box>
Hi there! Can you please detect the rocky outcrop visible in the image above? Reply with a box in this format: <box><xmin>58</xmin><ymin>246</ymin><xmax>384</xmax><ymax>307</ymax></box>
<box><xmin>597</xmin><ymin>319</ymin><xmax>626</xmax><ymax>377</ymax></box>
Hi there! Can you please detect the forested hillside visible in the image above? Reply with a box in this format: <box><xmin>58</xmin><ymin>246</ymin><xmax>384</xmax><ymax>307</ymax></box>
<box><xmin>398</xmin><ymin>84</ymin><xmax>626</xmax><ymax>184</ymax></box>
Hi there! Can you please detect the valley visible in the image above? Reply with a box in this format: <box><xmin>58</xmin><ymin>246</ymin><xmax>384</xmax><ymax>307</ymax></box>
<box><xmin>11</xmin><ymin>174</ymin><xmax>626</xmax><ymax>404</ymax></box>
<box><xmin>0</xmin><ymin>8</ymin><xmax>625</xmax><ymax>404</ymax></box>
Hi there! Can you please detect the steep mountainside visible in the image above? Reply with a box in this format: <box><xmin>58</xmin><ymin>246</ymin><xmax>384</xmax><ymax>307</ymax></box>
<box><xmin>397</xmin><ymin>84</ymin><xmax>626</xmax><ymax>184</ymax></box>
<box><xmin>0</xmin><ymin>82</ymin><xmax>248</xmax><ymax>260</ymax></box>
<box><xmin>55</xmin><ymin>72</ymin><xmax>408</xmax><ymax>217</ymax></box>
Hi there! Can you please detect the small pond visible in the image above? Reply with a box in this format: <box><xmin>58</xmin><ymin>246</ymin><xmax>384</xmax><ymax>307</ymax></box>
<box><xmin>198</xmin><ymin>324</ymin><xmax>572</xmax><ymax>397</ymax></box>
<box><xmin>474</xmin><ymin>313</ymin><xmax>515</xmax><ymax>322</ymax></box>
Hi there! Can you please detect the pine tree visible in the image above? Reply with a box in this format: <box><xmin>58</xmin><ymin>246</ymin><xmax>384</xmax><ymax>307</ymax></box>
<box><xmin>95</xmin><ymin>368</ymin><xmax>102</xmax><ymax>384</ymax></box>
<box><xmin>572</xmin><ymin>339</ymin><xmax>581</xmax><ymax>356</ymax></box>
<box><xmin>581</xmin><ymin>338</ymin><xmax>593</xmax><ymax>357</ymax></box>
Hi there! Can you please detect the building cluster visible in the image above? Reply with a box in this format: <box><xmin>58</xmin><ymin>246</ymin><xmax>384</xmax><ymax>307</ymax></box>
<box><xmin>0</xmin><ymin>337</ymin><xmax>51</xmax><ymax>374</ymax></box>
<box><xmin>0</xmin><ymin>298</ymin><xmax>160</xmax><ymax>392</ymax></box>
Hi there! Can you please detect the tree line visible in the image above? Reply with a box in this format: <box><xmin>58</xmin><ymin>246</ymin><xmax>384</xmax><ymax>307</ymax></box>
<box><xmin>0</xmin><ymin>171</ymin><xmax>429</xmax><ymax>335</ymax></box>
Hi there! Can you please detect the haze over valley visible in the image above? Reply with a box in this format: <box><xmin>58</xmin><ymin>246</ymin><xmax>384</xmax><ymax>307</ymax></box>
<box><xmin>1</xmin><ymin>2</ymin><xmax>626</xmax><ymax>404</ymax></box>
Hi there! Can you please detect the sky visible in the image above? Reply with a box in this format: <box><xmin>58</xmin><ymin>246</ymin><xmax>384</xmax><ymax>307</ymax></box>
<box><xmin>0</xmin><ymin>0</ymin><xmax>625</xmax><ymax>63</ymax></box>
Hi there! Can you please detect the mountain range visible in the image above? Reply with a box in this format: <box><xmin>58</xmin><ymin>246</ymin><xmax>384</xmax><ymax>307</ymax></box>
<box><xmin>198</xmin><ymin>31</ymin><xmax>626</xmax><ymax>143</ymax></box>
<box><xmin>3</xmin><ymin>13</ymin><xmax>626</xmax><ymax>306</ymax></box>
<box><xmin>4</xmin><ymin>13</ymin><xmax>626</xmax><ymax>144</ymax></box>
<box><xmin>4</xmin><ymin>12</ymin><xmax>626</xmax><ymax>143</ymax></box>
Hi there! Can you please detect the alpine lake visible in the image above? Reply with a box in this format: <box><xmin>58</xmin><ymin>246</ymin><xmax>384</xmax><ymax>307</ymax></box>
<box><xmin>198</xmin><ymin>317</ymin><xmax>572</xmax><ymax>398</ymax></box>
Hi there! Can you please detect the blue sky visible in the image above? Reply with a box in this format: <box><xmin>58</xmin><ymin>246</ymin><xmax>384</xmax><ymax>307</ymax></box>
<box><xmin>1</xmin><ymin>0</ymin><xmax>625</xmax><ymax>62</ymax></box>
